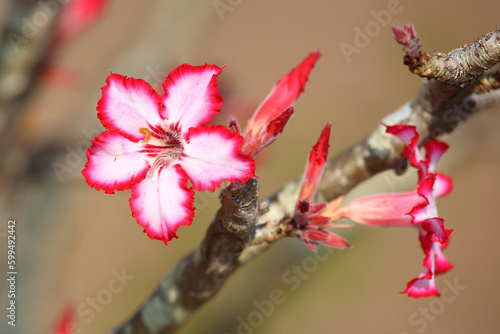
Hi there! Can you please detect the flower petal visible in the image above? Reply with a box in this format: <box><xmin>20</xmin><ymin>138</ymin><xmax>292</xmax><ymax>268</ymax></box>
<box><xmin>82</xmin><ymin>131</ymin><xmax>150</xmax><ymax>194</ymax></box>
<box><xmin>434</xmin><ymin>172</ymin><xmax>453</xmax><ymax>198</ymax></box>
<box><xmin>409</xmin><ymin>178</ymin><xmax>451</xmax><ymax>242</ymax></box>
<box><xmin>339</xmin><ymin>191</ymin><xmax>423</xmax><ymax>227</ymax></box>
<box><xmin>129</xmin><ymin>166</ymin><xmax>195</xmax><ymax>245</ymax></box>
<box><xmin>97</xmin><ymin>73</ymin><xmax>163</xmax><ymax>141</ymax></box>
<box><xmin>385</xmin><ymin>124</ymin><xmax>422</xmax><ymax>165</ymax></box>
<box><xmin>409</xmin><ymin>177</ymin><xmax>436</xmax><ymax>223</ymax></box>
<box><xmin>420</xmin><ymin>218</ymin><xmax>452</xmax><ymax>244</ymax></box>
<box><xmin>423</xmin><ymin>241</ymin><xmax>453</xmax><ymax>275</ymax></box>
<box><xmin>310</xmin><ymin>202</ymin><xmax>327</xmax><ymax>214</ymax></box>
<box><xmin>318</xmin><ymin>198</ymin><xmax>344</xmax><ymax>222</ymax></box>
<box><xmin>161</xmin><ymin>64</ymin><xmax>224</xmax><ymax>130</ymax></box>
<box><xmin>308</xmin><ymin>214</ymin><xmax>331</xmax><ymax>225</ymax></box>
<box><xmin>299</xmin><ymin>123</ymin><xmax>331</xmax><ymax>201</ymax></box>
<box><xmin>180</xmin><ymin>125</ymin><xmax>256</xmax><ymax>191</ymax></box>
<box><xmin>244</xmin><ymin>51</ymin><xmax>321</xmax><ymax>137</ymax></box>
<box><xmin>423</xmin><ymin>140</ymin><xmax>448</xmax><ymax>173</ymax></box>
<box><xmin>401</xmin><ymin>270</ymin><xmax>441</xmax><ymax>298</ymax></box>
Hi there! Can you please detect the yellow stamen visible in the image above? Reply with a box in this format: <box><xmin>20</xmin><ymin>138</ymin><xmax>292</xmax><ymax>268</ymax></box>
<box><xmin>139</xmin><ymin>127</ymin><xmax>151</xmax><ymax>143</ymax></box>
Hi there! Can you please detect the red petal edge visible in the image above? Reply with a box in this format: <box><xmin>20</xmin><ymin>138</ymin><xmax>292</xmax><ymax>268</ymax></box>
<box><xmin>129</xmin><ymin>166</ymin><xmax>195</xmax><ymax>246</ymax></box>
<box><xmin>82</xmin><ymin>130</ymin><xmax>150</xmax><ymax>194</ymax></box>
<box><xmin>160</xmin><ymin>63</ymin><xmax>224</xmax><ymax>130</ymax></box>
<box><xmin>97</xmin><ymin>72</ymin><xmax>163</xmax><ymax>142</ymax></box>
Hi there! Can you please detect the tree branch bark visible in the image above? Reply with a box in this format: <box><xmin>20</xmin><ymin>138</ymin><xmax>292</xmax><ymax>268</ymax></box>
<box><xmin>111</xmin><ymin>178</ymin><xmax>260</xmax><ymax>334</ymax></box>
<box><xmin>400</xmin><ymin>28</ymin><xmax>500</xmax><ymax>86</ymax></box>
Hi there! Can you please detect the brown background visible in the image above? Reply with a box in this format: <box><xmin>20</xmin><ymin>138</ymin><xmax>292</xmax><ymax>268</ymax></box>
<box><xmin>2</xmin><ymin>0</ymin><xmax>500</xmax><ymax>333</ymax></box>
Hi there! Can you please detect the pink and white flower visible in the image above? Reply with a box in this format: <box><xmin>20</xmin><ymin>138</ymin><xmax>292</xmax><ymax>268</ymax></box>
<box><xmin>387</xmin><ymin>125</ymin><xmax>453</xmax><ymax>297</ymax></box>
<box><xmin>83</xmin><ymin>64</ymin><xmax>255</xmax><ymax>245</ymax></box>
<box><xmin>335</xmin><ymin>125</ymin><xmax>453</xmax><ymax>297</ymax></box>
<box><xmin>292</xmin><ymin>123</ymin><xmax>453</xmax><ymax>297</ymax></box>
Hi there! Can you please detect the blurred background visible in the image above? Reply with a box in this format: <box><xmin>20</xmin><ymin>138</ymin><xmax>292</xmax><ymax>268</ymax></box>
<box><xmin>1</xmin><ymin>0</ymin><xmax>500</xmax><ymax>333</ymax></box>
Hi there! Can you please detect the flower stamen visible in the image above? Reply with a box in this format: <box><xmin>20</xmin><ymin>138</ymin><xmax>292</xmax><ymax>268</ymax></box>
<box><xmin>143</xmin><ymin>125</ymin><xmax>184</xmax><ymax>177</ymax></box>
<box><xmin>139</xmin><ymin>127</ymin><xmax>152</xmax><ymax>143</ymax></box>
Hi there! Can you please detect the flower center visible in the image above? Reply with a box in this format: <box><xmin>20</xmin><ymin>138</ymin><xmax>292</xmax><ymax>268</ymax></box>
<box><xmin>140</xmin><ymin>123</ymin><xmax>184</xmax><ymax>175</ymax></box>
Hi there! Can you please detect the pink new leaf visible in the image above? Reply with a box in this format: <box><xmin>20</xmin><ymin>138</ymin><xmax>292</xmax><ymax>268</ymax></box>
<box><xmin>392</xmin><ymin>22</ymin><xmax>417</xmax><ymax>47</ymax></box>
<box><xmin>299</xmin><ymin>123</ymin><xmax>331</xmax><ymax>201</ymax></box>
<box><xmin>242</xmin><ymin>51</ymin><xmax>320</xmax><ymax>157</ymax></box>
<box><xmin>244</xmin><ymin>51</ymin><xmax>320</xmax><ymax>137</ymax></box>
<box><xmin>391</xmin><ymin>22</ymin><xmax>422</xmax><ymax>64</ymax></box>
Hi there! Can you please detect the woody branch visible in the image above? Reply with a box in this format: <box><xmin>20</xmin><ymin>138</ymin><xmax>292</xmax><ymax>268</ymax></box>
<box><xmin>112</xmin><ymin>26</ymin><xmax>500</xmax><ymax>333</ymax></box>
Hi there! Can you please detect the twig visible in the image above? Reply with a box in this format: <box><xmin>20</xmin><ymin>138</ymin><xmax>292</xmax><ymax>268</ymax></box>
<box><xmin>393</xmin><ymin>23</ymin><xmax>500</xmax><ymax>86</ymax></box>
